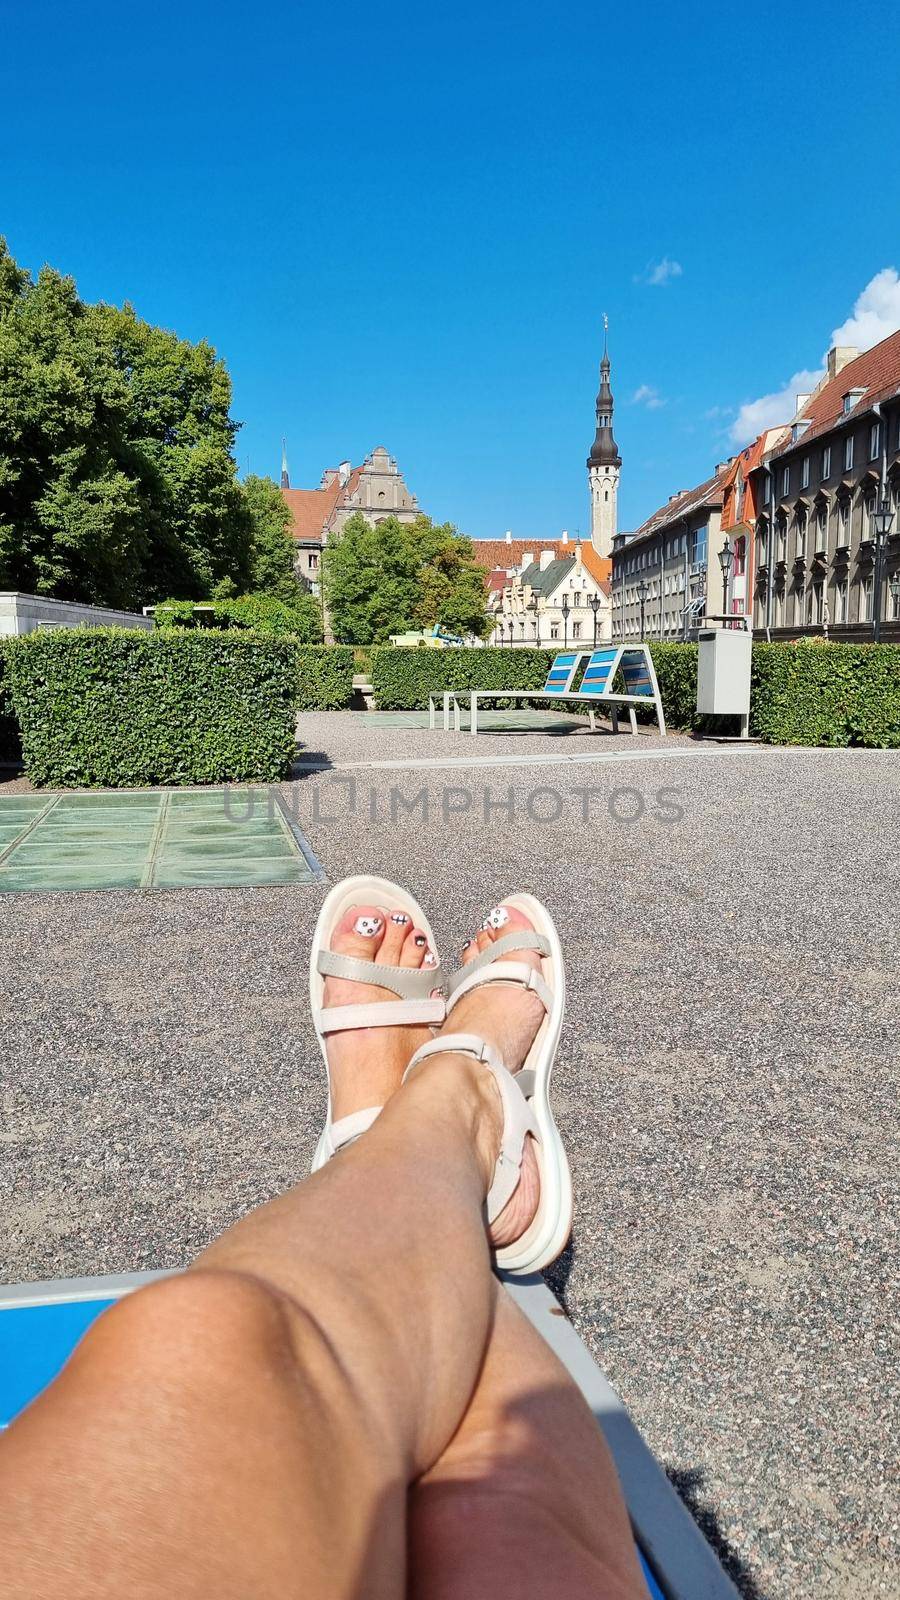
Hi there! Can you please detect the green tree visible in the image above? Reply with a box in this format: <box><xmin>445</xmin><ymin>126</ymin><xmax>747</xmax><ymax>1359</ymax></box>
<box><xmin>0</xmin><ymin>238</ymin><xmax>251</xmax><ymax>608</ymax></box>
<box><xmin>241</xmin><ymin>473</ymin><xmax>303</xmax><ymax>601</ymax></box>
<box><xmin>323</xmin><ymin>512</ymin><xmax>489</xmax><ymax>644</ymax></box>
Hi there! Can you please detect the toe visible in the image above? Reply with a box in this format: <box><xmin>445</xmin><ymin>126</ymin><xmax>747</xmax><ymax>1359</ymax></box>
<box><xmin>482</xmin><ymin>903</ymin><xmax>536</xmax><ymax>946</ymax></box>
<box><xmin>459</xmin><ymin>936</ymin><xmax>479</xmax><ymax>966</ymax></box>
<box><xmin>331</xmin><ymin>904</ymin><xmax>390</xmax><ymax>960</ymax></box>
<box><xmin>401</xmin><ymin>926</ymin><xmax>428</xmax><ymax>967</ymax></box>
<box><xmin>475</xmin><ymin>929</ymin><xmax>493</xmax><ymax>953</ymax></box>
<box><xmin>380</xmin><ymin>908</ymin><xmax>412</xmax><ymax>962</ymax></box>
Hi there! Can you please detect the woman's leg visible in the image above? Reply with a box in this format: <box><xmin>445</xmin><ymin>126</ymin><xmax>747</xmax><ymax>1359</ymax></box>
<box><xmin>0</xmin><ymin>902</ymin><xmax>544</xmax><ymax>1600</ymax></box>
<box><xmin>410</xmin><ymin>1283</ymin><xmax>647</xmax><ymax>1600</ymax></box>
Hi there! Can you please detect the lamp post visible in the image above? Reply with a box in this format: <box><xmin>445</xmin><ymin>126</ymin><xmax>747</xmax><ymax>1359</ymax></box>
<box><xmin>872</xmin><ymin>499</ymin><xmax>895</xmax><ymax>643</ymax></box>
<box><xmin>527</xmin><ymin>594</ymin><xmax>539</xmax><ymax>644</ymax></box>
<box><xmin>561</xmin><ymin>593</ymin><xmax>570</xmax><ymax>649</ymax></box>
<box><xmin>588</xmin><ymin>592</ymin><xmax>601</xmax><ymax>646</ymax></box>
<box><xmin>718</xmin><ymin>536</ymin><xmax>733</xmax><ymax>625</ymax></box>
<box><xmin>637</xmin><ymin>579</ymin><xmax>649</xmax><ymax>640</ymax></box>
<box><xmin>889</xmin><ymin>570</ymin><xmax>900</xmax><ymax>624</ymax></box>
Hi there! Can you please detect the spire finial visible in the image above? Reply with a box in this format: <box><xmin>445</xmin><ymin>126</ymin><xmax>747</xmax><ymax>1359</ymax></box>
<box><xmin>602</xmin><ymin>312</ymin><xmax>609</xmax><ymax>360</ymax></box>
<box><xmin>280</xmin><ymin>438</ymin><xmax>290</xmax><ymax>491</ymax></box>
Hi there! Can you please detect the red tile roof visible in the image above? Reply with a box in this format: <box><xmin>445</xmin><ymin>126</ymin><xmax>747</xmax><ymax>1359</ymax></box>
<box><xmin>282</xmin><ymin>468</ymin><xmax>362</xmax><ymax>544</ymax></box>
<box><xmin>627</xmin><ymin>470</ymin><xmax>727</xmax><ymax>548</ymax></box>
<box><xmin>579</xmin><ymin>543</ymin><xmax>612</xmax><ymax>587</ymax></box>
<box><xmin>770</xmin><ymin>328</ymin><xmax>900</xmax><ymax>458</ymax></box>
<box><xmin>470</xmin><ymin>538</ymin><xmax>572</xmax><ymax>571</ymax></box>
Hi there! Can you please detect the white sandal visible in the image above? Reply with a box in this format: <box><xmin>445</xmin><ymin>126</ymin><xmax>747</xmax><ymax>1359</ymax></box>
<box><xmin>405</xmin><ymin>894</ymin><xmax>573</xmax><ymax>1275</ymax></box>
<box><xmin>309</xmin><ymin>875</ymin><xmax>446</xmax><ymax>1170</ymax></box>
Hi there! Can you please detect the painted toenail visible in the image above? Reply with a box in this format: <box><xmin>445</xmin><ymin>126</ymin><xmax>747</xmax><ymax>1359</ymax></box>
<box><xmin>461</xmin><ymin>938</ymin><xmax>471</xmax><ymax>950</ymax></box>
<box><xmin>487</xmin><ymin>906</ymin><xmax>510</xmax><ymax>929</ymax></box>
<box><xmin>423</xmin><ymin>951</ymin><xmax>437</xmax><ymax>966</ymax></box>
<box><xmin>354</xmin><ymin>915</ymin><xmax>382</xmax><ymax>936</ymax></box>
<box><xmin>390</xmin><ymin>912</ymin><xmax>409</xmax><ymax>925</ymax></box>
<box><xmin>414</xmin><ymin>934</ymin><xmax>427</xmax><ymax>947</ymax></box>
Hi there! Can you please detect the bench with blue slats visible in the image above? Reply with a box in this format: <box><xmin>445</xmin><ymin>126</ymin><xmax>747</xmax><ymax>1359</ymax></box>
<box><xmin>465</xmin><ymin>645</ymin><xmax>666</xmax><ymax>736</ymax></box>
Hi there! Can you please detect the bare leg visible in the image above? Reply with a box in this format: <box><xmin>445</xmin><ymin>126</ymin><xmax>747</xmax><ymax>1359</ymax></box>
<box><xmin>410</xmin><ymin>1283</ymin><xmax>646</xmax><ymax>1600</ymax></box>
<box><xmin>0</xmin><ymin>902</ymin><xmax>543</xmax><ymax>1599</ymax></box>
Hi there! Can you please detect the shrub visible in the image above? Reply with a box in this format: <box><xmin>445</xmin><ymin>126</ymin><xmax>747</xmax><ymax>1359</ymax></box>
<box><xmin>6</xmin><ymin>628</ymin><xmax>299</xmax><ymax>787</ymax></box>
<box><xmin>750</xmin><ymin>641</ymin><xmax>900</xmax><ymax>747</ymax></box>
<box><xmin>371</xmin><ymin>647</ymin><xmax>553</xmax><ymax>710</ymax></box>
<box><xmin>295</xmin><ymin>646</ymin><xmax>355</xmax><ymax>711</ymax></box>
<box><xmin>155</xmin><ymin>592</ymin><xmax>323</xmax><ymax>643</ymax></box>
<box><xmin>0</xmin><ymin>641</ymin><xmax>21</xmax><ymax>761</ymax></box>
<box><xmin>647</xmin><ymin>643</ymin><xmax>700</xmax><ymax>730</ymax></box>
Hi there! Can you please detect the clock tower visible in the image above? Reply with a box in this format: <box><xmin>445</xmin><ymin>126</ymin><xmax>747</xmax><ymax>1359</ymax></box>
<box><xmin>587</xmin><ymin>319</ymin><xmax>621</xmax><ymax>559</ymax></box>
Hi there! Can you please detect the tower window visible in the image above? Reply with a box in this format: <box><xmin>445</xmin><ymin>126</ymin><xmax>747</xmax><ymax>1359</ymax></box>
<box><xmin>604</xmin><ymin>491</ymin><xmax>609</xmax><ymax>501</ymax></box>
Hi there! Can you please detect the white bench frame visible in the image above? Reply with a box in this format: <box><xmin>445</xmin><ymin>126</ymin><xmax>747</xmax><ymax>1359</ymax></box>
<box><xmin>464</xmin><ymin>647</ymin><xmax>666</xmax><ymax>737</ymax></box>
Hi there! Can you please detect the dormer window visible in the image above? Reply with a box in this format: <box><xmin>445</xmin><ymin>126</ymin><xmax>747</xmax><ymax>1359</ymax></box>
<box><xmin>842</xmin><ymin>387</ymin><xmax>866</xmax><ymax>415</ymax></box>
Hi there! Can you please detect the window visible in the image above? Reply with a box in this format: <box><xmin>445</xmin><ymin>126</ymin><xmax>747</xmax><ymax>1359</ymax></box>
<box><xmin>572</xmin><ymin>591</ymin><xmax>581</xmax><ymax>607</ymax></box>
<box><xmin>844</xmin><ymin>434</ymin><xmax>854</xmax><ymax>470</ymax></box>
<box><xmin>690</xmin><ymin>524</ymin><xmax>708</xmax><ymax>568</ymax></box>
<box><xmin>814</xmin><ymin>584</ymin><xmax>824</xmax><ymax>624</ymax></box>
<box><xmin>572</xmin><ymin>621</ymin><xmax>581</xmax><ymax>639</ymax></box>
<box><xmin>859</xmin><ymin>576</ymin><xmax>873</xmax><ymax>622</ymax></box>
<box><xmin>309</xmin><ymin>551</ymin><xmax>319</xmax><ymax>569</ymax></box>
<box><xmin>806</xmin><ymin>587</ymin><xmax>815</xmax><ymax>625</ymax></box>
<box><xmin>550</xmin><ymin>622</ymin><xmax>559</xmax><ymax>640</ymax></box>
<box><xmin>817</xmin><ymin>505</ymin><xmax>827</xmax><ymax>546</ymax></box>
<box><xmin>838</xmin><ymin>498</ymin><xmax>850</xmax><ymax>543</ymax></box>
<box><xmin>822</xmin><ymin>446</ymin><xmax>831</xmax><ymax>479</ymax></box>
<box><xmin>793</xmin><ymin>587</ymin><xmax>804</xmax><ymax>626</ymax></box>
<box><xmin>776</xmin><ymin>517</ymin><xmax>787</xmax><ymax>560</ymax></box>
<box><xmin>869</xmin><ymin>422</ymin><xmax>881</xmax><ymax>460</ymax></box>
<box><xmin>801</xmin><ymin>457</ymin><xmax>810</xmax><ymax>489</ymax></box>
<box><xmin>796</xmin><ymin>513</ymin><xmax>807</xmax><ymax>556</ymax></box>
<box><xmin>835</xmin><ymin>578</ymin><xmax>848</xmax><ymax>623</ymax></box>
<box><xmin>782</xmin><ymin>467</ymin><xmax>790</xmax><ymax>496</ymax></box>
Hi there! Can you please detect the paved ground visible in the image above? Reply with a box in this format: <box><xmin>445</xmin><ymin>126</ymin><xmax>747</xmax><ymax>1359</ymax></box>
<box><xmin>1</xmin><ymin>711</ymin><xmax>898</xmax><ymax>1599</ymax></box>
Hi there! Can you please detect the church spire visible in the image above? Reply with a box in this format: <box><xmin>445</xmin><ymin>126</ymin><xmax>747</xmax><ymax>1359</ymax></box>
<box><xmin>280</xmin><ymin>439</ymin><xmax>290</xmax><ymax>491</ymax></box>
<box><xmin>586</xmin><ymin>317</ymin><xmax>621</xmax><ymax>560</ymax></box>
<box><xmin>587</xmin><ymin>316</ymin><xmax>621</xmax><ymax>470</ymax></box>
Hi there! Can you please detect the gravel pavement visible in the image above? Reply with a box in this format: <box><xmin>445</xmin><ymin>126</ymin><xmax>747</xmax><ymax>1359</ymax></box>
<box><xmin>1</xmin><ymin>712</ymin><xmax>898</xmax><ymax>1599</ymax></box>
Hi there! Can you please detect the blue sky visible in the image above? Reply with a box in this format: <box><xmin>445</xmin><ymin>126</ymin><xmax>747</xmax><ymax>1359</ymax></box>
<box><xmin>3</xmin><ymin>0</ymin><xmax>899</xmax><ymax>539</ymax></box>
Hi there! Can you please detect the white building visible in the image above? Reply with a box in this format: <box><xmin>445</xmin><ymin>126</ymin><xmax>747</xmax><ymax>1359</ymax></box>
<box><xmin>487</xmin><ymin>539</ymin><xmax>612</xmax><ymax>648</ymax></box>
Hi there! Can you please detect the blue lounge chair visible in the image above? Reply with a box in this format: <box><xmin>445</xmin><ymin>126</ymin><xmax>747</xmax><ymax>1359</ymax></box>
<box><xmin>465</xmin><ymin>645</ymin><xmax>666</xmax><ymax>737</ymax></box>
<box><xmin>0</xmin><ymin>1271</ymin><xmax>736</xmax><ymax>1599</ymax></box>
<box><xmin>428</xmin><ymin>651</ymin><xmax>585</xmax><ymax>731</ymax></box>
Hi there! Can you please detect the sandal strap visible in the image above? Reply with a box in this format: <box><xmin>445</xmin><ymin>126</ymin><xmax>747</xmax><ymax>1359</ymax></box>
<box><xmin>327</xmin><ymin>1106</ymin><xmax>382</xmax><ymax>1156</ymax></box>
<box><xmin>318</xmin><ymin>949</ymin><xmax>445</xmax><ymax>1001</ymax></box>
<box><xmin>314</xmin><ymin>998</ymin><xmax>446</xmax><ymax>1034</ymax></box>
<box><xmin>446</xmin><ymin>931</ymin><xmax>550</xmax><ymax>996</ymax></box>
<box><xmin>403</xmin><ymin>1033</ymin><xmax>538</xmax><ymax>1223</ymax></box>
<box><xmin>446</xmin><ymin>960</ymin><xmax>552</xmax><ymax>1015</ymax></box>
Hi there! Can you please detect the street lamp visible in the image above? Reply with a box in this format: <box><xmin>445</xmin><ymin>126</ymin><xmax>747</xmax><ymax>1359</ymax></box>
<box><xmin>637</xmin><ymin>579</ymin><xmax>649</xmax><ymax>640</ymax></box>
<box><xmin>889</xmin><ymin>569</ymin><xmax>900</xmax><ymax>623</ymax></box>
<box><xmin>872</xmin><ymin>499</ymin><xmax>895</xmax><ymax>643</ymax></box>
<box><xmin>561</xmin><ymin>593</ymin><xmax>570</xmax><ymax>649</ymax></box>
<box><xmin>588</xmin><ymin>592</ymin><xmax>602</xmax><ymax>646</ymax></box>
<box><xmin>718</xmin><ymin>536</ymin><xmax>733</xmax><ymax>623</ymax></box>
<box><xmin>527</xmin><ymin>594</ymin><xmax>539</xmax><ymax>643</ymax></box>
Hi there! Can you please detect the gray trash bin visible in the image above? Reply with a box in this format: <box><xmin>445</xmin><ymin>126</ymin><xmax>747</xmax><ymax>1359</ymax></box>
<box><xmin>696</xmin><ymin>628</ymin><xmax>752</xmax><ymax>737</ymax></box>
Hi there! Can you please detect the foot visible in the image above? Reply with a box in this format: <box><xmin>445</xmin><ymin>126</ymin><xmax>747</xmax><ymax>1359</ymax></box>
<box><xmin>441</xmin><ymin>904</ymin><xmax>544</xmax><ymax>1249</ymax></box>
<box><xmin>324</xmin><ymin>907</ymin><xmax>440</xmax><ymax>1124</ymax></box>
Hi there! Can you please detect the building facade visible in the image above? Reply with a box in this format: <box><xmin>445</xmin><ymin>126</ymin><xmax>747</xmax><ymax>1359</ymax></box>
<box><xmin>610</xmin><ymin>472</ymin><xmax>728</xmax><ymax>641</ymax></box>
<box><xmin>280</xmin><ymin>446</ymin><xmax>423</xmax><ymax>594</ymax></box>
<box><xmin>485</xmin><ymin>539</ymin><xmax>612</xmax><ymax>647</ymax></box>
<box><xmin>748</xmin><ymin>333</ymin><xmax>900</xmax><ymax>639</ymax></box>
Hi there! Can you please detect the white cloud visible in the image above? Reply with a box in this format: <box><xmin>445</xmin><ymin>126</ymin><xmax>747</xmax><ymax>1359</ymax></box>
<box><xmin>729</xmin><ymin>368</ymin><xmax>824</xmax><ymax>445</ymax></box>
<box><xmin>632</xmin><ymin>383</ymin><xmax>665</xmax><ymax>409</ymax></box>
<box><xmin>830</xmin><ymin>266</ymin><xmax>900</xmax><ymax>348</ymax></box>
<box><xmin>727</xmin><ymin>266</ymin><xmax>900</xmax><ymax>446</ymax></box>
<box><xmin>634</xmin><ymin>257</ymin><xmax>683</xmax><ymax>287</ymax></box>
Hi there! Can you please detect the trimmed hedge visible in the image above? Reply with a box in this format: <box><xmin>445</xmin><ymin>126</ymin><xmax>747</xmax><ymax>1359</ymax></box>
<box><xmin>295</xmin><ymin>645</ymin><xmax>355</xmax><ymax>711</ymax></box>
<box><xmin>155</xmin><ymin>593</ymin><xmax>323</xmax><ymax>642</ymax></box>
<box><xmin>750</xmin><ymin>641</ymin><xmax>900</xmax><ymax>747</ymax></box>
<box><xmin>0</xmin><ymin>641</ymin><xmax>21</xmax><ymax>762</ymax></box>
<box><xmin>372</xmin><ymin>647</ymin><xmax>553</xmax><ymax>710</ymax></box>
<box><xmin>6</xmin><ymin>628</ymin><xmax>299</xmax><ymax>787</ymax></box>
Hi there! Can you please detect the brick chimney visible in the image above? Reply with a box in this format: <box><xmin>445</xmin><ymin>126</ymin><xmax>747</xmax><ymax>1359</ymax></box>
<box><xmin>826</xmin><ymin>346</ymin><xmax>859</xmax><ymax>382</ymax></box>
